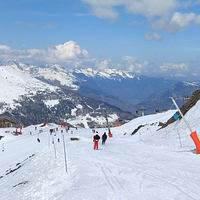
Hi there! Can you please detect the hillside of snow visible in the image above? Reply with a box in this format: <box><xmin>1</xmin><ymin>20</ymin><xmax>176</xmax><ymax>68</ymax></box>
<box><xmin>0</xmin><ymin>65</ymin><xmax>58</xmax><ymax>112</ymax></box>
<box><xmin>1</xmin><ymin>98</ymin><xmax>200</xmax><ymax>199</ymax></box>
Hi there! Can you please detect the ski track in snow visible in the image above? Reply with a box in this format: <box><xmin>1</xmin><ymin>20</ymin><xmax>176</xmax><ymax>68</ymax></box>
<box><xmin>1</xmin><ymin>108</ymin><xmax>200</xmax><ymax>200</ymax></box>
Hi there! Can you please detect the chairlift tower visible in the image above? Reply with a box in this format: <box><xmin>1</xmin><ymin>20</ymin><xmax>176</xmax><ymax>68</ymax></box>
<box><xmin>183</xmin><ymin>95</ymin><xmax>190</xmax><ymax>103</ymax></box>
<box><xmin>104</xmin><ymin>109</ymin><xmax>112</xmax><ymax>136</ymax></box>
<box><xmin>139</xmin><ymin>106</ymin><xmax>147</xmax><ymax>116</ymax></box>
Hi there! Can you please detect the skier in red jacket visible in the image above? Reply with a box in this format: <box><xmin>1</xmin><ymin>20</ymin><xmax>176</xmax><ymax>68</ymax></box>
<box><xmin>93</xmin><ymin>132</ymin><xmax>100</xmax><ymax>150</ymax></box>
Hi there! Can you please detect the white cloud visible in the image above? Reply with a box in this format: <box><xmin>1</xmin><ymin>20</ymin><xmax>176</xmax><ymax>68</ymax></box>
<box><xmin>145</xmin><ymin>32</ymin><xmax>163</xmax><ymax>41</ymax></box>
<box><xmin>124</xmin><ymin>0</ymin><xmax>177</xmax><ymax>19</ymax></box>
<box><xmin>0</xmin><ymin>41</ymin><xmax>93</xmax><ymax>67</ymax></box>
<box><xmin>122</xmin><ymin>56</ymin><xmax>137</xmax><ymax>63</ymax></box>
<box><xmin>83</xmin><ymin>0</ymin><xmax>200</xmax><ymax>36</ymax></box>
<box><xmin>90</xmin><ymin>5</ymin><xmax>119</xmax><ymax>20</ymax></box>
<box><xmin>96</xmin><ymin>59</ymin><xmax>110</xmax><ymax>69</ymax></box>
<box><xmin>153</xmin><ymin>12</ymin><xmax>200</xmax><ymax>33</ymax></box>
<box><xmin>119</xmin><ymin>56</ymin><xmax>150</xmax><ymax>73</ymax></box>
<box><xmin>46</xmin><ymin>41</ymin><xmax>89</xmax><ymax>62</ymax></box>
<box><xmin>0</xmin><ymin>43</ymin><xmax>197</xmax><ymax>80</ymax></box>
<box><xmin>82</xmin><ymin>0</ymin><xmax>177</xmax><ymax>19</ymax></box>
<box><xmin>0</xmin><ymin>45</ymin><xmax>30</xmax><ymax>60</ymax></box>
<box><xmin>159</xmin><ymin>63</ymin><xmax>188</xmax><ymax>72</ymax></box>
<box><xmin>0</xmin><ymin>45</ymin><xmax>11</xmax><ymax>51</ymax></box>
<box><xmin>118</xmin><ymin>57</ymin><xmax>191</xmax><ymax>77</ymax></box>
<box><xmin>171</xmin><ymin>12</ymin><xmax>195</xmax><ymax>27</ymax></box>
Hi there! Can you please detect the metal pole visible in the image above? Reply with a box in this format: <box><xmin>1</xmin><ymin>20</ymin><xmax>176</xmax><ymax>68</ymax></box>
<box><xmin>170</xmin><ymin>97</ymin><xmax>193</xmax><ymax>133</ymax></box>
<box><xmin>62</xmin><ymin>133</ymin><xmax>67</xmax><ymax>172</ymax></box>
<box><xmin>142</xmin><ymin>110</ymin><xmax>144</xmax><ymax>116</ymax></box>
<box><xmin>2</xmin><ymin>143</ymin><xmax>4</xmax><ymax>152</ymax></box>
<box><xmin>177</xmin><ymin>119</ymin><xmax>183</xmax><ymax>148</ymax></box>
<box><xmin>48</xmin><ymin>132</ymin><xmax>50</xmax><ymax>147</ymax></box>
<box><xmin>104</xmin><ymin>109</ymin><xmax>111</xmax><ymax>134</ymax></box>
<box><xmin>52</xmin><ymin>135</ymin><xmax>57</xmax><ymax>158</ymax></box>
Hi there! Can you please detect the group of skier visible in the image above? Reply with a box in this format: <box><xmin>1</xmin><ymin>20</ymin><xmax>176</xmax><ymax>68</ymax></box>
<box><xmin>36</xmin><ymin>126</ymin><xmax>108</xmax><ymax>150</ymax></box>
<box><xmin>93</xmin><ymin>132</ymin><xmax>108</xmax><ymax>150</ymax></box>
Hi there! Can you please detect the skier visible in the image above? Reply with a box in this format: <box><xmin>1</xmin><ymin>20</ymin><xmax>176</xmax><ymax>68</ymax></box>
<box><xmin>102</xmin><ymin>132</ymin><xmax>107</xmax><ymax>145</ymax></box>
<box><xmin>93</xmin><ymin>132</ymin><xmax>100</xmax><ymax>150</ymax></box>
<box><xmin>37</xmin><ymin>138</ymin><xmax>40</xmax><ymax>143</ymax></box>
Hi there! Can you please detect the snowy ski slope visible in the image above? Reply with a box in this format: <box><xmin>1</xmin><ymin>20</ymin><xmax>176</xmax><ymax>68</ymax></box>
<box><xmin>1</xmin><ymin>104</ymin><xmax>200</xmax><ymax>200</ymax></box>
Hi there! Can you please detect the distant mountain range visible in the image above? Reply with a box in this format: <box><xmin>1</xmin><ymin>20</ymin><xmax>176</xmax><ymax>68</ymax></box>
<box><xmin>3</xmin><ymin>60</ymin><xmax>179</xmax><ymax>112</ymax></box>
<box><xmin>133</xmin><ymin>81</ymin><xmax>200</xmax><ymax>115</ymax></box>
<box><xmin>1</xmin><ymin>60</ymin><xmax>199</xmax><ymax>125</ymax></box>
<box><xmin>0</xmin><ymin>64</ymin><xmax>134</xmax><ymax>128</ymax></box>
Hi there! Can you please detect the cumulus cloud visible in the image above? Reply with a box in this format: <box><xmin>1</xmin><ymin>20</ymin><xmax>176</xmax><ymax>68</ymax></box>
<box><xmin>145</xmin><ymin>32</ymin><xmax>163</xmax><ymax>41</ymax></box>
<box><xmin>0</xmin><ymin>41</ymin><xmax>93</xmax><ymax>67</ymax></box>
<box><xmin>44</xmin><ymin>41</ymin><xmax>90</xmax><ymax>64</ymax></box>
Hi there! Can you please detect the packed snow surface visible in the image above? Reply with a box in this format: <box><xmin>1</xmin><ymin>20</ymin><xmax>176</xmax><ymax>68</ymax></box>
<box><xmin>1</xmin><ymin>106</ymin><xmax>200</xmax><ymax>200</ymax></box>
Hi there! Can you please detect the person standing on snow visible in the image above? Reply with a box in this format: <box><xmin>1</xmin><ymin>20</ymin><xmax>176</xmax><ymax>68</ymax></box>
<box><xmin>102</xmin><ymin>132</ymin><xmax>107</xmax><ymax>145</ymax></box>
<box><xmin>93</xmin><ymin>132</ymin><xmax>100</xmax><ymax>150</ymax></box>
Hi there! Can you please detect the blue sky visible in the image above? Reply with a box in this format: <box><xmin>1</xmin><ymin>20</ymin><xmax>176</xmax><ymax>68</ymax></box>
<box><xmin>1</xmin><ymin>0</ymin><xmax>200</xmax><ymax>80</ymax></box>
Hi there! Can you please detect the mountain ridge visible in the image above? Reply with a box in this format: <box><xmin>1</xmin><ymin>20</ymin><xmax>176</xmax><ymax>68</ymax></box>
<box><xmin>0</xmin><ymin>64</ymin><xmax>135</xmax><ymax>128</ymax></box>
<box><xmin>3</xmin><ymin>60</ymin><xmax>178</xmax><ymax>110</ymax></box>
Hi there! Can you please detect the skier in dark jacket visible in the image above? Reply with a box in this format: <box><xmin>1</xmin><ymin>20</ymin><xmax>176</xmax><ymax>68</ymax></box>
<box><xmin>93</xmin><ymin>132</ymin><xmax>100</xmax><ymax>150</ymax></box>
<box><xmin>102</xmin><ymin>132</ymin><xmax>107</xmax><ymax>145</ymax></box>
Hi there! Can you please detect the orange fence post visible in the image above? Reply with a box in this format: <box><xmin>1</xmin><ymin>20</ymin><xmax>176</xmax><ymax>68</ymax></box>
<box><xmin>190</xmin><ymin>131</ymin><xmax>200</xmax><ymax>154</ymax></box>
<box><xmin>108</xmin><ymin>133</ymin><xmax>113</xmax><ymax>138</ymax></box>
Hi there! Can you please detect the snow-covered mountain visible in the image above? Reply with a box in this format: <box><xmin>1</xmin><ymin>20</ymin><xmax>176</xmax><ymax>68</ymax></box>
<box><xmin>3</xmin><ymin>60</ymin><xmax>178</xmax><ymax>112</ymax></box>
<box><xmin>0</xmin><ymin>65</ymin><xmax>134</xmax><ymax>128</ymax></box>
<box><xmin>134</xmin><ymin>81</ymin><xmax>200</xmax><ymax>115</ymax></box>
<box><xmin>0</xmin><ymin>65</ymin><xmax>58</xmax><ymax>111</ymax></box>
<box><xmin>1</xmin><ymin>88</ymin><xmax>200</xmax><ymax>199</ymax></box>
